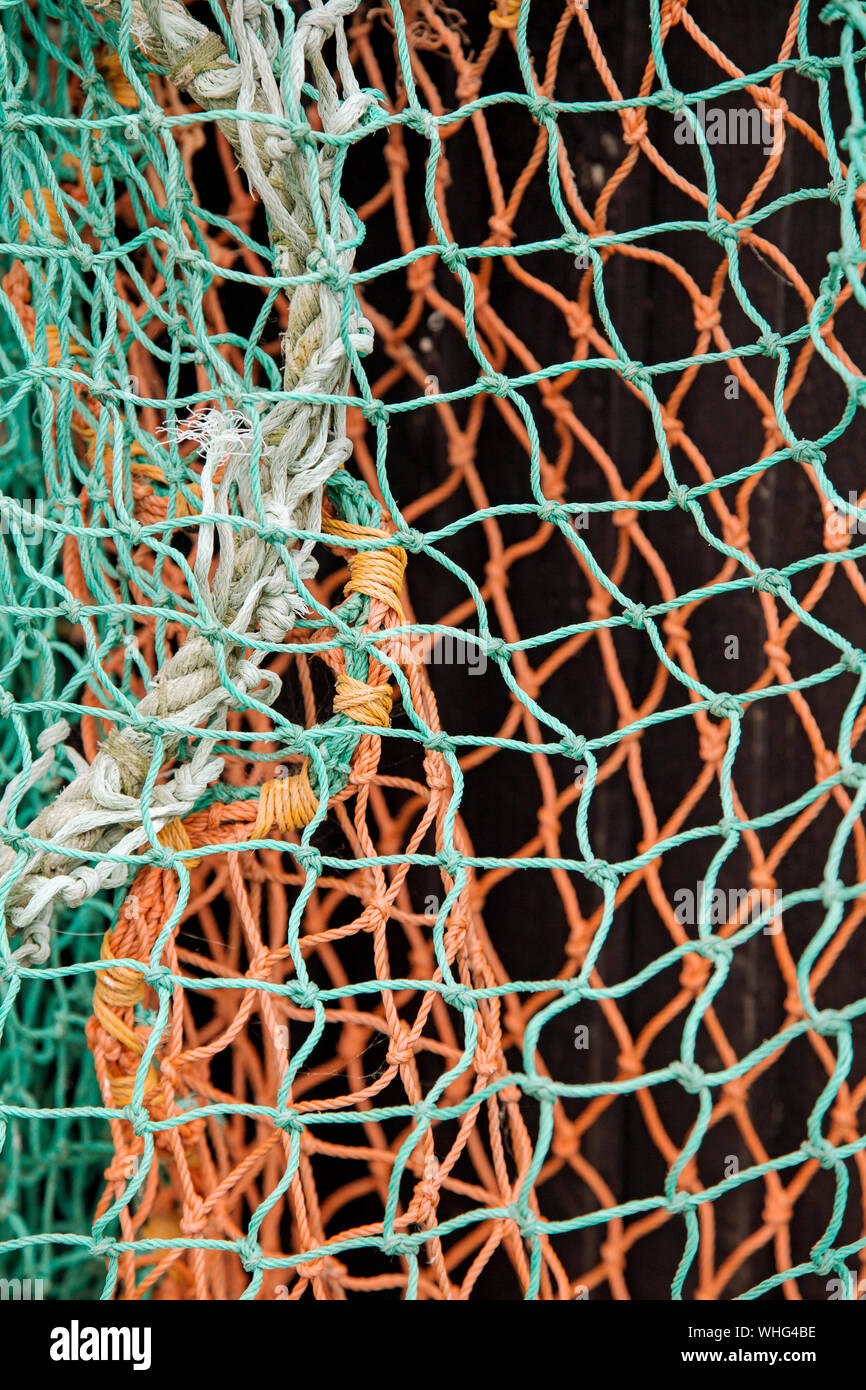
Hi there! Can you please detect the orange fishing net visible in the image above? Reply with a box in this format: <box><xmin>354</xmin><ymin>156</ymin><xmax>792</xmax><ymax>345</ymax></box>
<box><xmin>4</xmin><ymin>0</ymin><xmax>866</xmax><ymax>1303</ymax></box>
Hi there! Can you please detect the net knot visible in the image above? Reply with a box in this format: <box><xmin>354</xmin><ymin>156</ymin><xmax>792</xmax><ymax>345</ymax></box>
<box><xmin>561</xmin><ymin>734</ymin><xmax>587</xmax><ymax>761</ymax></box>
<box><xmin>789</xmin><ymin>439</ymin><xmax>824</xmax><ymax>463</ymax></box>
<box><xmin>758</xmin><ymin>330</ymin><xmax>784</xmax><ymax>357</ymax></box>
<box><xmin>90</xmin><ymin>1237</ymin><xmax>120</xmax><ymax>1261</ymax></box>
<box><xmin>717</xmin><ymin>815</ymin><xmax>740</xmax><ymax>838</ymax></box>
<box><xmin>763</xmin><ymin>638</ymin><xmax>792</xmax><ymax>668</ymax></box>
<box><xmin>524</xmin><ymin>1076</ymin><xmax>557</xmax><ymax>1104</ymax></box>
<box><xmin>140</xmin><ymin>106</ymin><xmax>165</xmax><ymax>133</ymax></box>
<box><xmin>386</xmin><ymin>1021</ymin><xmax>415</xmax><ymax>1067</ymax></box>
<box><xmin>693</xmin><ymin>295</ymin><xmax>721</xmax><ymax>333</ymax></box>
<box><xmin>488</xmin><ymin>213</ymin><xmax>515</xmax><ymax>244</ymax></box>
<box><xmin>437</xmin><ymin>847</ymin><xmax>463</xmax><ymax>879</ymax></box>
<box><xmin>762</xmin><ymin>1193</ymin><xmax>792</xmax><ymax>1228</ymax></box>
<box><xmin>814</xmin><ymin>1007</ymin><xmax>848</xmax><ymax>1035</ymax></box>
<box><xmin>622</xmin><ymin>108</ymin><xmax>648</xmax><ymax>145</ymax></box>
<box><xmin>565</xmin><ymin>303</ymin><xmax>593</xmax><ymax>338</ymax></box>
<box><xmin>751</xmin><ymin>567</ymin><xmax>790</xmax><ymax>596</ymax></box>
<box><xmin>621</xmin><ymin>360</ymin><xmax>650</xmax><ymax>388</ymax></box>
<box><xmin>275</xmin><ymin>1110</ymin><xmax>304</xmax><ymax>1135</ymax></box>
<box><xmin>668</xmin><ymin>483</ymin><xmax>691</xmax><ymax>510</ymax></box>
<box><xmin>538</xmin><ymin>499</ymin><xmax>568</xmax><ymax>524</ymax></box>
<box><xmin>2</xmin><ymin>826</ymin><xmax>26</xmax><ymax>852</ymax></box>
<box><xmin>406</xmin><ymin>108</ymin><xmax>437</xmax><ymax>141</ymax></box>
<box><xmin>840</xmin><ymin>646</ymin><xmax>865</xmax><ymax>672</ymax></box>
<box><xmin>841</xmin><ymin>761</ymin><xmax>866</xmax><ymax>788</ymax></box>
<box><xmin>669</xmin><ymin>1060</ymin><xmax>705</xmax><ymax>1094</ymax></box>
<box><xmin>179</xmin><ymin>1196</ymin><xmax>208</xmax><ymax>1238</ymax></box>
<box><xmin>484</xmin><ymin>635</ymin><xmax>509</xmax><ymax>660</ymax></box>
<box><xmin>814</xmin><ymin>749</ymin><xmax>839</xmax><ymax>782</ymax></box>
<box><xmin>74</xmin><ymin>243</ymin><xmax>95</xmax><ymax>272</ymax></box>
<box><xmin>754</xmin><ymin>87</ymin><xmax>787</xmax><ymax>118</ymax></box>
<box><xmin>552</xmin><ymin>1125</ymin><xmax>579</xmax><ymax>1158</ymax></box>
<box><xmin>625</xmin><ymin>602</ymin><xmax>647</xmax><ymax>629</ymax></box>
<box><xmin>395</xmin><ymin>526</ymin><xmax>425</xmax><ymax>553</ymax></box>
<box><xmin>529</xmin><ymin>95</ymin><xmax>557</xmax><ymax>125</ymax></box>
<box><xmin>581</xmin><ymin>859</ymin><xmax>619</xmax><ymax>891</ymax></box>
<box><xmin>299</xmin><ymin>1253</ymin><xmax>346</xmax><ymax>1285</ymax></box>
<box><xmin>381</xmin><ymin>1233</ymin><xmax>416</xmax><ymax>1257</ymax></box>
<box><xmin>749</xmin><ymin>867</ymin><xmax>777</xmax><ymax>893</ymax></box>
<box><xmin>456</xmin><ymin>69</ymin><xmax>482</xmax><ymax>104</ymax></box>
<box><xmin>819</xmin><ymin>879</ymin><xmax>843</xmax><ymax>909</ymax></box>
<box><xmin>291</xmin><ymin>843</ymin><xmax>323</xmax><ymax>875</ymax></box>
<box><xmin>359</xmin><ymin>397</ymin><xmax>388</xmax><ymax>424</ymax></box>
<box><xmin>831</xmin><ymin>1099</ymin><xmax>858</xmax><ymax>1130</ymax></box>
<box><xmin>173</xmin><ymin>243</ymin><xmax>201</xmax><ymax>268</ymax></box>
<box><xmin>701</xmin><ymin>938</ymin><xmax>733</xmax><ymax>970</ymax></box>
<box><xmin>565</xmin><ymin>228</ymin><xmax>591</xmax><ymax>256</ymax></box>
<box><xmin>680</xmin><ymin>954</ymin><xmax>710</xmax><ymax>995</ymax></box>
<box><xmin>61</xmin><ymin>595</ymin><xmax>85</xmax><ymax>624</ymax></box>
<box><xmin>617</xmin><ymin>1051</ymin><xmax>643</xmax><ymax>1079</ymax></box>
<box><xmin>656</xmin><ymin>87</ymin><xmax>686</xmax><ymax>113</ymax></box>
<box><xmin>666</xmin><ymin>1189</ymin><xmax>692</xmax><ymax>1214</ymax></box>
<box><xmin>142</xmin><ymin>963</ymin><xmax>172</xmax><ymax>990</ymax></box>
<box><xmin>438</xmin><ymin>983</ymin><xmax>467</xmax><ymax>1009</ymax></box>
<box><xmin>383</xmin><ymin>141</ymin><xmax>410</xmax><ymax>178</ymax></box>
<box><xmin>661</xmin><ymin>413</ymin><xmax>684</xmax><ymax>444</ymax></box>
<box><xmin>439</xmin><ymin>242</ymin><xmax>465</xmax><ymax>272</ymax></box>
<box><xmin>289</xmin><ymin>980</ymin><xmax>320</xmax><ymax>1010</ymax></box>
<box><xmin>306</xmin><ymin>249</ymin><xmax>350</xmax><ymax>294</ymax></box>
<box><xmin>600</xmin><ymin>1238</ymin><xmax>626</xmax><ymax>1272</ymax></box>
<box><xmin>796</xmin><ymin>55</ymin><xmax>828</xmax><ymax>80</ymax></box>
<box><xmin>706</xmin><ymin>218</ymin><xmax>738</xmax><ymax>245</ymax></box>
<box><xmin>237</xmin><ymin>1234</ymin><xmax>263</xmax><ymax>1272</ymax></box>
<box><xmin>479</xmin><ymin>370</ymin><xmax>511</xmax><ymax>398</ymax></box>
<box><xmin>707</xmin><ymin>693</ymin><xmax>741</xmax><ymax>720</ymax></box>
<box><xmin>123</xmin><ymin>1103</ymin><xmax>151</xmax><ymax>1138</ymax></box>
<box><xmin>809</xmin><ymin>1246</ymin><xmax>838</xmax><ymax>1277</ymax></box>
<box><xmin>340</xmin><ymin>626</ymin><xmax>371</xmax><ymax>654</ymax></box>
<box><xmin>265</xmin><ymin>124</ymin><xmax>311</xmax><ymax>159</ymax></box>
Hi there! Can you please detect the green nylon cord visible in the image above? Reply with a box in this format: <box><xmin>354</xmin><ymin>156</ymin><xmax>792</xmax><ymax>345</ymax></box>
<box><xmin>1</xmin><ymin>0</ymin><xmax>866</xmax><ymax>1298</ymax></box>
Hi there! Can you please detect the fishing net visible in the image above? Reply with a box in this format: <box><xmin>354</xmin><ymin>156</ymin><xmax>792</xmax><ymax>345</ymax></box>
<box><xmin>3</xmin><ymin>0</ymin><xmax>866</xmax><ymax>1301</ymax></box>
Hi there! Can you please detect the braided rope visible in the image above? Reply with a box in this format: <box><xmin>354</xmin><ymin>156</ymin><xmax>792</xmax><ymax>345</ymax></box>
<box><xmin>0</xmin><ymin>0</ymin><xmax>381</xmax><ymax>960</ymax></box>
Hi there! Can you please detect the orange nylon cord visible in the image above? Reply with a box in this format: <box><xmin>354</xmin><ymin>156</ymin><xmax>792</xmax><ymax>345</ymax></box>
<box><xmin>26</xmin><ymin>0</ymin><xmax>864</xmax><ymax>1302</ymax></box>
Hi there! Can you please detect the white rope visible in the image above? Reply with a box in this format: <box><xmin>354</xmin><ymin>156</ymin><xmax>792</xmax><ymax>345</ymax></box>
<box><xmin>2</xmin><ymin>0</ymin><xmax>373</xmax><ymax>961</ymax></box>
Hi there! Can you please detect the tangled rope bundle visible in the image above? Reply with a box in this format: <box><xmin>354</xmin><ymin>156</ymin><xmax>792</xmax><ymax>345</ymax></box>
<box><xmin>3</xmin><ymin>0</ymin><xmax>866</xmax><ymax>1300</ymax></box>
